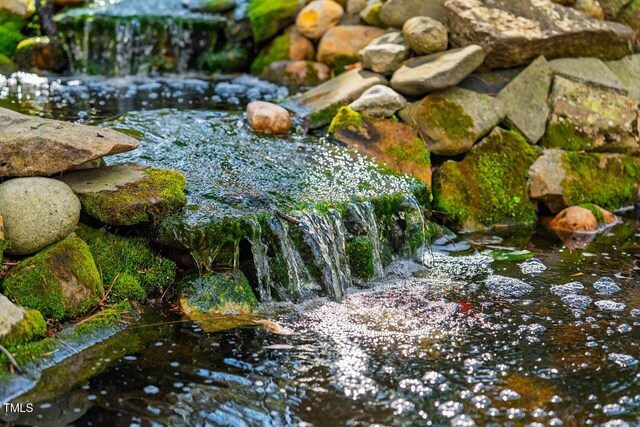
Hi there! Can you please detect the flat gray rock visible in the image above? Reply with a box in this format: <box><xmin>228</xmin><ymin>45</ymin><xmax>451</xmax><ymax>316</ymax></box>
<box><xmin>548</xmin><ymin>57</ymin><xmax>628</xmax><ymax>95</ymax></box>
<box><xmin>445</xmin><ymin>0</ymin><xmax>635</xmax><ymax>69</ymax></box>
<box><xmin>606</xmin><ymin>54</ymin><xmax>640</xmax><ymax>100</ymax></box>
<box><xmin>498</xmin><ymin>56</ymin><xmax>553</xmax><ymax>144</ymax></box>
<box><xmin>349</xmin><ymin>85</ymin><xmax>407</xmax><ymax>118</ymax></box>
<box><xmin>390</xmin><ymin>45</ymin><xmax>485</xmax><ymax>97</ymax></box>
<box><xmin>0</xmin><ymin>106</ymin><xmax>139</xmax><ymax>177</ymax></box>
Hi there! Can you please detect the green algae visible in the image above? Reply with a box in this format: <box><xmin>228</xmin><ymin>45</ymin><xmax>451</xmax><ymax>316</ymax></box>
<box><xmin>347</xmin><ymin>236</ymin><xmax>375</xmax><ymax>279</ymax></box>
<box><xmin>433</xmin><ymin>129</ymin><xmax>539</xmax><ymax>231</ymax></box>
<box><xmin>76</xmin><ymin>224</ymin><xmax>177</xmax><ymax>301</ymax></box>
<box><xmin>251</xmin><ymin>32</ymin><xmax>290</xmax><ymax>75</ymax></box>
<box><xmin>1</xmin><ymin>237</ymin><xmax>103</xmax><ymax>320</ymax></box>
<box><xmin>248</xmin><ymin>0</ymin><xmax>300</xmax><ymax>43</ymax></box>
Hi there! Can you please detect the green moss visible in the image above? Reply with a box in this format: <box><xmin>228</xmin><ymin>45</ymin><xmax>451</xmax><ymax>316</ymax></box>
<box><xmin>251</xmin><ymin>33</ymin><xmax>290</xmax><ymax>75</ymax></box>
<box><xmin>433</xmin><ymin>129</ymin><xmax>539</xmax><ymax>231</ymax></box>
<box><xmin>332</xmin><ymin>55</ymin><xmax>360</xmax><ymax>75</ymax></box>
<box><xmin>76</xmin><ymin>224</ymin><xmax>177</xmax><ymax>301</ymax></box>
<box><xmin>198</xmin><ymin>44</ymin><xmax>250</xmax><ymax>73</ymax></box>
<box><xmin>199</xmin><ymin>0</ymin><xmax>236</xmax><ymax>12</ymax></box>
<box><xmin>328</xmin><ymin>106</ymin><xmax>363</xmax><ymax>134</ymax></box>
<box><xmin>181</xmin><ymin>270</ymin><xmax>258</xmax><ymax>313</ymax></box>
<box><xmin>79</xmin><ymin>168</ymin><xmax>187</xmax><ymax>226</ymax></box>
<box><xmin>0</xmin><ymin>309</ymin><xmax>47</xmax><ymax>347</ymax></box>
<box><xmin>0</xmin><ymin>53</ymin><xmax>15</xmax><ymax>74</ymax></box>
<box><xmin>1</xmin><ymin>237</ymin><xmax>103</xmax><ymax>320</ymax></box>
<box><xmin>248</xmin><ymin>0</ymin><xmax>300</xmax><ymax>43</ymax></box>
<box><xmin>347</xmin><ymin>236</ymin><xmax>375</xmax><ymax>279</ymax></box>
<box><xmin>417</xmin><ymin>96</ymin><xmax>474</xmax><ymax>143</ymax></box>
<box><xmin>0</xmin><ymin>10</ymin><xmax>27</xmax><ymax>57</ymax></box>
<box><xmin>384</xmin><ymin>137</ymin><xmax>431</xmax><ymax>168</ymax></box>
<box><xmin>562</xmin><ymin>152</ymin><xmax>640</xmax><ymax>210</ymax></box>
<box><xmin>578</xmin><ymin>203</ymin><xmax>606</xmax><ymax>225</ymax></box>
<box><xmin>541</xmin><ymin>121</ymin><xmax>591</xmax><ymax>151</ymax></box>
<box><xmin>0</xmin><ymin>239</ymin><xmax>10</xmax><ymax>260</ymax></box>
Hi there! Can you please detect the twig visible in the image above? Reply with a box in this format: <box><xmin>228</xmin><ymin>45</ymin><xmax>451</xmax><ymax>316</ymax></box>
<box><xmin>0</xmin><ymin>343</ymin><xmax>23</xmax><ymax>375</ymax></box>
<box><xmin>276</xmin><ymin>210</ymin><xmax>301</xmax><ymax>225</ymax></box>
<box><xmin>57</xmin><ymin>338</ymin><xmax>79</xmax><ymax>355</ymax></box>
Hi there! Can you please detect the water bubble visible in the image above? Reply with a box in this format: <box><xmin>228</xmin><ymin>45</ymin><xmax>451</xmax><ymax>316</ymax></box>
<box><xmin>451</xmin><ymin>414</ymin><xmax>477</xmax><ymax>426</ymax></box>
<box><xmin>595</xmin><ymin>300</ymin><xmax>626</xmax><ymax>311</ymax></box>
<box><xmin>550</xmin><ymin>282</ymin><xmax>584</xmax><ymax>297</ymax></box>
<box><xmin>608</xmin><ymin>353</ymin><xmax>638</xmax><ymax>368</ymax></box>
<box><xmin>471</xmin><ymin>395</ymin><xmax>491</xmax><ymax>408</ymax></box>
<box><xmin>143</xmin><ymin>385</ymin><xmax>160</xmax><ymax>395</ymax></box>
<box><xmin>593</xmin><ymin>277</ymin><xmax>621</xmax><ymax>295</ymax></box>
<box><xmin>602</xmin><ymin>403</ymin><xmax>626</xmax><ymax>415</ymax></box>
<box><xmin>520</xmin><ymin>258</ymin><xmax>547</xmax><ymax>274</ymax></box>
<box><xmin>617</xmin><ymin>324</ymin><xmax>632</xmax><ymax>333</ymax></box>
<box><xmin>602</xmin><ymin>421</ymin><xmax>631</xmax><ymax>427</ymax></box>
<box><xmin>561</xmin><ymin>294</ymin><xmax>592</xmax><ymax>309</ymax></box>
<box><xmin>506</xmin><ymin>408</ymin><xmax>526</xmax><ymax>419</ymax></box>
<box><xmin>437</xmin><ymin>401</ymin><xmax>464</xmax><ymax>418</ymax></box>
<box><xmin>498</xmin><ymin>389</ymin><xmax>521</xmax><ymax>401</ymax></box>
<box><xmin>485</xmin><ymin>275</ymin><xmax>534</xmax><ymax>298</ymax></box>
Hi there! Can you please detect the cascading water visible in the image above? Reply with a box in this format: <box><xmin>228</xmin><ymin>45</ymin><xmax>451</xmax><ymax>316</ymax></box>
<box><xmin>347</xmin><ymin>202</ymin><xmax>385</xmax><ymax>278</ymax></box>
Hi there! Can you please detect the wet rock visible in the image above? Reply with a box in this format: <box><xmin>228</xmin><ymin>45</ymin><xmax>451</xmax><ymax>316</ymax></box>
<box><xmin>529</xmin><ymin>149</ymin><xmax>640</xmax><ymax>213</ymax></box>
<box><xmin>359</xmin><ymin>0</ymin><xmax>384</xmax><ymax>26</ymax></box>
<box><xmin>549</xmin><ymin>205</ymin><xmax>618</xmax><ymax>233</ymax></box>
<box><xmin>328</xmin><ymin>107</ymin><xmax>432</xmax><ymax>185</ymax></box>
<box><xmin>317</xmin><ymin>25</ymin><xmax>385</xmax><ymax>69</ymax></box>
<box><xmin>194</xmin><ymin>0</ymin><xmax>235</xmax><ymax>13</ymax></box>
<box><xmin>180</xmin><ymin>270</ymin><xmax>258</xmax><ymax>315</ymax></box>
<box><xmin>402</xmin><ymin>16</ymin><xmax>448</xmax><ymax>56</ymax></box>
<box><xmin>248</xmin><ymin>0</ymin><xmax>305</xmax><ymax>43</ymax></box>
<box><xmin>0</xmin><ymin>106</ymin><xmax>139</xmax><ymax>177</ymax></box>
<box><xmin>606</xmin><ymin>54</ymin><xmax>640</xmax><ymax>101</ymax></box>
<box><xmin>1</xmin><ymin>237</ymin><xmax>103</xmax><ymax>320</ymax></box>
<box><xmin>595</xmin><ymin>300</ymin><xmax>626</xmax><ymax>311</ymax></box>
<box><xmin>444</xmin><ymin>0</ymin><xmax>635</xmax><ymax>69</ymax></box>
<box><xmin>250</xmin><ymin>27</ymin><xmax>315</xmax><ymax>75</ymax></box>
<box><xmin>360</xmin><ymin>43</ymin><xmax>409</xmax><ymax>75</ymax></box>
<box><xmin>0</xmin><ymin>178</ymin><xmax>80</xmax><ymax>256</ymax></box>
<box><xmin>379</xmin><ymin>0</ymin><xmax>446</xmax><ymax>28</ymax></box>
<box><xmin>57</xmin><ymin>163</ymin><xmax>187</xmax><ymax>227</ymax></box>
<box><xmin>247</xmin><ymin>100</ymin><xmax>292</xmax><ymax>134</ymax></box>
<box><xmin>433</xmin><ymin>128</ymin><xmax>538</xmax><ymax>231</ymax></box>
<box><xmin>398</xmin><ymin>87</ymin><xmax>503</xmax><ymax>156</ymax></box>
<box><xmin>13</xmin><ymin>36</ymin><xmax>68</xmax><ymax>73</ymax></box>
<box><xmin>0</xmin><ymin>293</ymin><xmax>46</xmax><ymax>347</ymax></box>
<box><xmin>348</xmin><ymin>84</ymin><xmax>406</xmax><ymax>118</ymax></box>
<box><xmin>548</xmin><ymin>57</ymin><xmax>628</xmax><ymax>95</ymax></box>
<box><xmin>498</xmin><ymin>56</ymin><xmax>553</xmax><ymax>144</ymax></box>
<box><xmin>541</xmin><ymin>77</ymin><xmax>640</xmax><ymax>154</ymax></box>
<box><xmin>261</xmin><ymin>60</ymin><xmax>330</xmax><ymax>87</ymax></box>
<box><xmin>295</xmin><ymin>0</ymin><xmax>344</xmax><ymax>40</ymax></box>
<box><xmin>390</xmin><ymin>45</ymin><xmax>485</xmax><ymax>97</ymax></box>
<box><xmin>283</xmin><ymin>69</ymin><xmax>388</xmax><ymax>129</ymax></box>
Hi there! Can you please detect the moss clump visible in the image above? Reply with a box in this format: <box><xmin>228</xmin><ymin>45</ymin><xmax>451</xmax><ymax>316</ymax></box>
<box><xmin>248</xmin><ymin>0</ymin><xmax>300</xmax><ymax>43</ymax></box>
<box><xmin>579</xmin><ymin>203</ymin><xmax>606</xmax><ymax>225</ymax></box>
<box><xmin>384</xmin><ymin>137</ymin><xmax>431</xmax><ymax>168</ymax></box>
<box><xmin>332</xmin><ymin>55</ymin><xmax>360</xmax><ymax>75</ymax></box>
<box><xmin>250</xmin><ymin>33</ymin><xmax>290</xmax><ymax>75</ymax></box>
<box><xmin>79</xmin><ymin>168</ymin><xmax>187</xmax><ymax>226</ymax></box>
<box><xmin>347</xmin><ymin>236</ymin><xmax>375</xmax><ymax>279</ymax></box>
<box><xmin>562</xmin><ymin>152</ymin><xmax>640</xmax><ymax>210</ymax></box>
<box><xmin>1</xmin><ymin>237</ymin><xmax>103</xmax><ymax>320</ymax></box>
<box><xmin>76</xmin><ymin>224</ymin><xmax>177</xmax><ymax>301</ymax></box>
<box><xmin>0</xmin><ymin>309</ymin><xmax>47</xmax><ymax>348</ymax></box>
<box><xmin>416</xmin><ymin>95</ymin><xmax>474</xmax><ymax>143</ymax></box>
<box><xmin>433</xmin><ymin>128</ymin><xmax>539</xmax><ymax>231</ymax></box>
<box><xmin>541</xmin><ymin>121</ymin><xmax>591</xmax><ymax>151</ymax></box>
<box><xmin>0</xmin><ymin>10</ymin><xmax>26</xmax><ymax>57</ymax></box>
<box><xmin>328</xmin><ymin>106</ymin><xmax>364</xmax><ymax>134</ymax></box>
<box><xmin>180</xmin><ymin>270</ymin><xmax>258</xmax><ymax>314</ymax></box>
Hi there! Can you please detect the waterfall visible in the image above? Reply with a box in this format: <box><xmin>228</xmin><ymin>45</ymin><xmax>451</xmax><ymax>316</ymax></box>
<box><xmin>347</xmin><ymin>202</ymin><xmax>385</xmax><ymax>278</ymax></box>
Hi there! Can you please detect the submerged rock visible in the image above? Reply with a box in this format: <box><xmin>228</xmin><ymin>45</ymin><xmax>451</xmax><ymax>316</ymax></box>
<box><xmin>444</xmin><ymin>0</ymin><xmax>635</xmax><ymax>69</ymax></box>
<box><xmin>433</xmin><ymin>128</ymin><xmax>539</xmax><ymax>231</ymax></box>
<box><xmin>402</xmin><ymin>16</ymin><xmax>448</xmax><ymax>56</ymax></box>
<box><xmin>0</xmin><ymin>293</ymin><xmax>46</xmax><ymax>347</ymax></box>
<box><xmin>390</xmin><ymin>45</ymin><xmax>485</xmax><ymax>97</ymax></box>
<box><xmin>0</xmin><ymin>106</ymin><xmax>139</xmax><ymax>177</ymax></box>
<box><xmin>379</xmin><ymin>0</ymin><xmax>446</xmax><ymax>27</ymax></box>
<box><xmin>317</xmin><ymin>25</ymin><xmax>385</xmax><ymax>69</ymax></box>
<box><xmin>549</xmin><ymin>205</ymin><xmax>618</xmax><ymax>233</ymax></box>
<box><xmin>57</xmin><ymin>163</ymin><xmax>187</xmax><ymax>227</ymax></box>
<box><xmin>246</xmin><ymin>101</ymin><xmax>292</xmax><ymax>134</ymax></box>
<box><xmin>283</xmin><ymin>69</ymin><xmax>388</xmax><ymax>129</ymax></box>
<box><xmin>295</xmin><ymin>0</ymin><xmax>344</xmax><ymax>40</ymax></box>
<box><xmin>328</xmin><ymin>106</ymin><xmax>432</xmax><ymax>185</ymax></box>
<box><xmin>498</xmin><ymin>56</ymin><xmax>553</xmax><ymax>144</ymax></box>
<box><xmin>1</xmin><ymin>237</ymin><xmax>103</xmax><ymax>320</ymax></box>
<box><xmin>542</xmin><ymin>77</ymin><xmax>640</xmax><ymax>154</ymax></box>
<box><xmin>398</xmin><ymin>87</ymin><xmax>503</xmax><ymax>156</ymax></box>
<box><xmin>0</xmin><ymin>178</ymin><xmax>80</xmax><ymax>255</ymax></box>
<box><xmin>529</xmin><ymin>149</ymin><xmax>640</xmax><ymax>212</ymax></box>
<box><xmin>348</xmin><ymin>84</ymin><xmax>407</xmax><ymax>118</ymax></box>
<box><xmin>180</xmin><ymin>270</ymin><xmax>259</xmax><ymax>315</ymax></box>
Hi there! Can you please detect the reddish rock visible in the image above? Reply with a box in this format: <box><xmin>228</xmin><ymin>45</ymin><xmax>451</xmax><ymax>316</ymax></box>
<box><xmin>549</xmin><ymin>205</ymin><xmax>618</xmax><ymax>233</ymax></box>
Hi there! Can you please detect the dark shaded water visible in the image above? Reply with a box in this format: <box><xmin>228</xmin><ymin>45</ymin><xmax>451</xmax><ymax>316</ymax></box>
<box><xmin>1</xmin><ymin>74</ymin><xmax>639</xmax><ymax>426</ymax></box>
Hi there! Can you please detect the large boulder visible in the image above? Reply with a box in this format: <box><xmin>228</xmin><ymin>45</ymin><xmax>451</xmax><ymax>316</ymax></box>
<box><xmin>0</xmin><ymin>178</ymin><xmax>80</xmax><ymax>255</ymax></box>
<box><xmin>541</xmin><ymin>77</ymin><xmax>640</xmax><ymax>154</ymax></box>
<box><xmin>529</xmin><ymin>149</ymin><xmax>640</xmax><ymax>212</ymax></box>
<box><xmin>433</xmin><ymin>128</ymin><xmax>539</xmax><ymax>231</ymax></box>
<box><xmin>317</xmin><ymin>25</ymin><xmax>386</xmax><ymax>69</ymax></box>
<box><xmin>498</xmin><ymin>56</ymin><xmax>553</xmax><ymax>144</ymax></box>
<box><xmin>390</xmin><ymin>45</ymin><xmax>485</xmax><ymax>97</ymax></box>
<box><xmin>1</xmin><ymin>237</ymin><xmax>103</xmax><ymax>320</ymax></box>
<box><xmin>328</xmin><ymin>107</ymin><xmax>432</xmax><ymax>185</ymax></box>
<box><xmin>0</xmin><ymin>106</ymin><xmax>139</xmax><ymax>177</ymax></box>
<box><xmin>402</xmin><ymin>16</ymin><xmax>448</xmax><ymax>56</ymax></box>
<box><xmin>618</xmin><ymin>0</ymin><xmax>640</xmax><ymax>34</ymax></box>
<box><xmin>379</xmin><ymin>0</ymin><xmax>446</xmax><ymax>27</ymax></box>
<box><xmin>295</xmin><ymin>0</ymin><xmax>344</xmax><ymax>39</ymax></box>
<box><xmin>0</xmin><ymin>293</ymin><xmax>46</xmax><ymax>347</ymax></box>
<box><xmin>283</xmin><ymin>69</ymin><xmax>388</xmax><ymax>129</ymax></box>
<box><xmin>444</xmin><ymin>0</ymin><xmax>635</xmax><ymax>69</ymax></box>
<box><xmin>398</xmin><ymin>87</ymin><xmax>504</xmax><ymax>156</ymax></box>
<box><xmin>57</xmin><ymin>163</ymin><xmax>187</xmax><ymax>227</ymax></box>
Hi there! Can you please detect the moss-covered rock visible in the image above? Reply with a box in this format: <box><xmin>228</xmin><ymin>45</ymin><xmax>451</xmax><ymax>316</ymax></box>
<box><xmin>58</xmin><ymin>163</ymin><xmax>187</xmax><ymax>226</ymax></box>
<box><xmin>14</xmin><ymin>36</ymin><xmax>69</xmax><ymax>73</ymax></box>
<box><xmin>0</xmin><ymin>10</ymin><xmax>27</xmax><ymax>57</ymax></box>
<box><xmin>0</xmin><ymin>53</ymin><xmax>16</xmax><ymax>74</ymax></box>
<box><xmin>180</xmin><ymin>270</ymin><xmax>258</xmax><ymax>315</ymax></box>
<box><xmin>248</xmin><ymin>0</ymin><xmax>303</xmax><ymax>43</ymax></box>
<box><xmin>75</xmin><ymin>224</ymin><xmax>177</xmax><ymax>302</ymax></box>
<box><xmin>329</xmin><ymin>106</ymin><xmax>432</xmax><ymax>185</ymax></box>
<box><xmin>346</xmin><ymin>236</ymin><xmax>375</xmax><ymax>279</ymax></box>
<box><xmin>1</xmin><ymin>237</ymin><xmax>103</xmax><ymax>320</ymax></box>
<box><xmin>433</xmin><ymin>128</ymin><xmax>539</xmax><ymax>232</ymax></box>
<box><xmin>0</xmin><ymin>305</ymin><xmax>47</xmax><ymax>348</ymax></box>
<box><xmin>251</xmin><ymin>32</ymin><xmax>291</xmax><ymax>75</ymax></box>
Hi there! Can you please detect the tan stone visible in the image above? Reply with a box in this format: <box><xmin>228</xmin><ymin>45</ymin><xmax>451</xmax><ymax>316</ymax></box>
<box><xmin>247</xmin><ymin>101</ymin><xmax>292</xmax><ymax>134</ymax></box>
<box><xmin>549</xmin><ymin>205</ymin><xmax>617</xmax><ymax>233</ymax></box>
<box><xmin>287</xmin><ymin>27</ymin><xmax>315</xmax><ymax>61</ymax></box>
<box><xmin>317</xmin><ymin>25</ymin><xmax>385</xmax><ymax>66</ymax></box>
<box><xmin>403</xmin><ymin>16</ymin><xmax>448</xmax><ymax>55</ymax></box>
<box><xmin>296</xmin><ymin>0</ymin><xmax>344</xmax><ymax>40</ymax></box>
<box><xmin>261</xmin><ymin>60</ymin><xmax>331</xmax><ymax>86</ymax></box>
